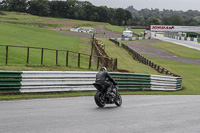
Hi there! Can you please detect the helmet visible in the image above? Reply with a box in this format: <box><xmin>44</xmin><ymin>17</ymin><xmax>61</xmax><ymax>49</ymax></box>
<box><xmin>100</xmin><ymin>67</ymin><xmax>107</xmax><ymax>71</ymax></box>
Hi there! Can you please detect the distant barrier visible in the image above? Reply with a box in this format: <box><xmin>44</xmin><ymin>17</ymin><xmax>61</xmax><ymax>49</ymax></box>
<box><xmin>110</xmin><ymin>37</ymin><xmax>151</xmax><ymax>41</ymax></box>
<box><xmin>164</xmin><ymin>32</ymin><xmax>200</xmax><ymax>42</ymax></box>
<box><xmin>0</xmin><ymin>71</ymin><xmax>182</xmax><ymax>93</ymax></box>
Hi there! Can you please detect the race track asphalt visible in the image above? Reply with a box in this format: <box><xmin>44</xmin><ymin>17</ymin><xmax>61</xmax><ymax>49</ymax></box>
<box><xmin>154</xmin><ymin>34</ymin><xmax>200</xmax><ymax>51</ymax></box>
<box><xmin>1</xmin><ymin>95</ymin><xmax>200</xmax><ymax>133</ymax></box>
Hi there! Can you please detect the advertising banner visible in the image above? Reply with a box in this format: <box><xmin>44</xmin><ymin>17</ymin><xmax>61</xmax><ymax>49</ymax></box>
<box><xmin>151</xmin><ymin>25</ymin><xmax>200</xmax><ymax>32</ymax></box>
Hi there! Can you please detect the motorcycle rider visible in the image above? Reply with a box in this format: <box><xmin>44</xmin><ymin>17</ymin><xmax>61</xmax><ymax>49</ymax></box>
<box><xmin>95</xmin><ymin>67</ymin><xmax>117</xmax><ymax>94</ymax></box>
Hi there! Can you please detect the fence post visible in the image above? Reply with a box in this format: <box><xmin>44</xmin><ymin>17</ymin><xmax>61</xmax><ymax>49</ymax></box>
<box><xmin>41</xmin><ymin>48</ymin><xmax>44</xmax><ymax>65</ymax></box>
<box><xmin>56</xmin><ymin>50</ymin><xmax>58</xmax><ymax>65</ymax></box>
<box><xmin>161</xmin><ymin>68</ymin><xmax>165</xmax><ymax>73</ymax></box>
<box><xmin>6</xmin><ymin>46</ymin><xmax>8</xmax><ymax>65</ymax></box>
<box><xmin>26</xmin><ymin>47</ymin><xmax>29</xmax><ymax>64</ymax></box>
<box><xmin>110</xmin><ymin>58</ymin><xmax>113</xmax><ymax>70</ymax></box>
<box><xmin>116</xmin><ymin>58</ymin><xmax>118</xmax><ymax>70</ymax></box>
<box><xmin>66</xmin><ymin>51</ymin><xmax>69</xmax><ymax>67</ymax></box>
<box><xmin>105</xmin><ymin>58</ymin><xmax>108</xmax><ymax>68</ymax></box>
<box><xmin>157</xmin><ymin>66</ymin><xmax>160</xmax><ymax>72</ymax></box>
<box><xmin>101</xmin><ymin>56</ymin><xmax>104</xmax><ymax>67</ymax></box>
<box><xmin>97</xmin><ymin>57</ymin><xmax>100</xmax><ymax>70</ymax></box>
<box><xmin>78</xmin><ymin>53</ymin><xmax>80</xmax><ymax>68</ymax></box>
<box><xmin>89</xmin><ymin>55</ymin><xmax>92</xmax><ymax>69</ymax></box>
<box><xmin>114</xmin><ymin>58</ymin><xmax>118</xmax><ymax>70</ymax></box>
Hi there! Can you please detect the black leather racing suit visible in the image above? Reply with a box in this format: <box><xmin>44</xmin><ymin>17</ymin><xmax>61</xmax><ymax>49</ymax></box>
<box><xmin>95</xmin><ymin>71</ymin><xmax>116</xmax><ymax>92</ymax></box>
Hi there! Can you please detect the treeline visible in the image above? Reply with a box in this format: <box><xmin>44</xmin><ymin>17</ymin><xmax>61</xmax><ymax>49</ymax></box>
<box><xmin>126</xmin><ymin>6</ymin><xmax>200</xmax><ymax>26</ymax></box>
<box><xmin>0</xmin><ymin>0</ymin><xmax>132</xmax><ymax>26</ymax></box>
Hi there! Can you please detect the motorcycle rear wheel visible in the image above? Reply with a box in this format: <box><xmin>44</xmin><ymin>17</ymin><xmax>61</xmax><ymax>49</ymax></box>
<box><xmin>94</xmin><ymin>91</ymin><xmax>106</xmax><ymax>108</ymax></box>
<box><xmin>115</xmin><ymin>93</ymin><xmax>122</xmax><ymax>106</ymax></box>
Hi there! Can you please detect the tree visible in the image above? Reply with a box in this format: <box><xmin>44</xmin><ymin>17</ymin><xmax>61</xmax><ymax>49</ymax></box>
<box><xmin>184</xmin><ymin>17</ymin><xmax>198</xmax><ymax>26</ymax></box>
<box><xmin>0</xmin><ymin>0</ymin><xmax>27</xmax><ymax>12</ymax></box>
<box><xmin>27</xmin><ymin>0</ymin><xmax>49</xmax><ymax>16</ymax></box>
<box><xmin>96</xmin><ymin>6</ymin><xmax>109</xmax><ymax>22</ymax></box>
<box><xmin>161</xmin><ymin>16</ymin><xmax>169</xmax><ymax>25</ymax></box>
<box><xmin>124</xmin><ymin>10</ymin><xmax>132</xmax><ymax>25</ymax></box>
<box><xmin>146</xmin><ymin>17</ymin><xmax>161</xmax><ymax>26</ymax></box>
<box><xmin>113</xmin><ymin>8</ymin><xmax>132</xmax><ymax>26</ymax></box>
<box><xmin>188</xmin><ymin>22</ymin><xmax>197</xmax><ymax>26</ymax></box>
<box><xmin>81</xmin><ymin>1</ymin><xmax>96</xmax><ymax>21</ymax></box>
<box><xmin>114</xmin><ymin>8</ymin><xmax>125</xmax><ymax>26</ymax></box>
<box><xmin>49</xmin><ymin>1</ymin><xmax>69</xmax><ymax>18</ymax></box>
<box><xmin>168</xmin><ymin>15</ymin><xmax>184</xmax><ymax>25</ymax></box>
<box><xmin>126</xmin><ymin>5</ymin><xmax>137</xmax><ymax>12</ymax></box>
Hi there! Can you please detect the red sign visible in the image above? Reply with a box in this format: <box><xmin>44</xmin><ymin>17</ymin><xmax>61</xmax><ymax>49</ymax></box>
<box><xmin>151</xmin><ymin>25</ymin><xmax>200</xmax><ymax>32</ymax></box>
<box><xmin>151</xmin><ymin>26</ymin><xmax>174</xmax><ymax>30</ymax></box>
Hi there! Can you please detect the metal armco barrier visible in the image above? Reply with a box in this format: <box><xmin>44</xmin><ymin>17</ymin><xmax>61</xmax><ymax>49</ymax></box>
<box><xmin>0</xmin><ymin>71</ymin><xmax>182</xmax><ymax>93</ymax></box>
<box><xmin>164</xmin><ymin>32</ymin><xmax>200</xmax><ymax>42</ymax></box>
<box><xmin>110</xmin><ymin>37</ymin><xmax>151</xmax><ymax>41</ymax></box>
<box><xmin>110</xmin><ymin>73</ymin><xmax>182</xmax><ymax>91</ymax></box>
<box><xmin>0</xmin><ymin>71</ymin><xmax>22</xmax><ymax>93</ymax></box>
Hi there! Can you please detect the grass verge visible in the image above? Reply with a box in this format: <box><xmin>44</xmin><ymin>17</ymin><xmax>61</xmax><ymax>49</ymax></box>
<box><xmin>130</xmin><ymin>29</ymin><xmax>145</xmax><ymax>36</ymax></box>
<box><xmin>148</xmin><ymin>41</ymin><xmax>200</xmax><ymax>60</ymax></box>
<box><xmin>147</xmin><ymin>57</ymin><xmax>200</xmax><ymax>94</ymax></box>
<box><xmin>0</xmin><ymin>65</ymin><xmax>97</xmax><ymax>71</ymax></box>
<box><xmin>0</xmin><ymin>23</ymin><xmax>93</xmax><ymax>68</ymax></box>
<box><xmin>104</xmin><ymin>25</ymin><xmax>125</xmax><ymax>33</ymax></box>
<box><xmin>99</xmin><ymin>38</ymin><xmax>162</xmax><ymax>75</ymax></box>
<box><xmin>0</xmin><ymin>11</ymin><xmax>111</xmax><ymax>29</ymax></box>
<box><xmin>0</xmin><ymin>91</ymin><xmax>96</xmax><ymax>100</ymax></box>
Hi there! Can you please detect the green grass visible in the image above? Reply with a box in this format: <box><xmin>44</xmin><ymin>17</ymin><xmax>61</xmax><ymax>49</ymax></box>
<box><xmin>0</xmin><ymin>23</ymin><xmax>82</xmax><ymax>51</ymax></box>
<box><xmin>0</xmin><ymin>11</ymin><xmax>106</xmax><ymax>28</ymax></box>
<box><xmin>0</xmin><ymin>65</ymin><xmax>95</xmax><ymax>71</ymax></box>
<box><xmin>148</xmin><ymin>41</ymin><xmax>200</xmax><ymax>60</ymax></box>
<box><xmin>99</xmin><ymin>38</ymin><xmax>162</xmax><ymax>75</ymax></box>
<box><xmin>130</xmin><ymin>29</ymin><xmax>145</xmax><ymax>36</ymax></box>
<box><xmin>0</xmin><ymin>23</ymin><xmax>92</xmax><ymax>68</ymax></box>
<box><xmin>0</xmin><ymin>12</ymin><xmax>67</xmax><ymax>28</ymax></box>
<box><xmin>147</xmin><ymin>57</ymin><xmax>200</xmax><ymax>94</ymax></box>
<box><xmin>104</xmin><ymin>25</ymin><xmax>125</xmax><ymax>33</ymax></box>
<box><xmin>0</xmin><ymin>91</ymin><xmax>96</xmax><ymax>100</ymax></box>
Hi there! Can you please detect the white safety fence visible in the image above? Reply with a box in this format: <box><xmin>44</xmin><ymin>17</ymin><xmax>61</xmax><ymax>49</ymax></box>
<box><xmin>150</xmin><ymin>75</ymin><xmax>181</xmax><ymax>91</ymax></box>
<box><xmin>21</xmin><ymin>71</ymin><xmax>97</xmax><ymax>93</ymax></box>
<box><xmin>17</xmin><ymin>71</ymin><xmax>182</xmax><ymax>93</ymax></box>
<box><xmin>164</xmin><ymin>33</ymin><xmax>199</xmax><ymax>42</ymax></box>
<box><xmin>110</xmin><ymin>37</ymin><xmax>151</xmax><ymax>41</ymax></box>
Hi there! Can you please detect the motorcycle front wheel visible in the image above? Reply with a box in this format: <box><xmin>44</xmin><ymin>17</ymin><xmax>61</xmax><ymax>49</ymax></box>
<box><xmin>115</xmin><ymin>93</ymin><xmax>122</xmax><ymax>106</ymax></box>
<box><xmin>94</xmin><ymin>91</ymin><xmax>106</xmax><ymax>108</ymax></box>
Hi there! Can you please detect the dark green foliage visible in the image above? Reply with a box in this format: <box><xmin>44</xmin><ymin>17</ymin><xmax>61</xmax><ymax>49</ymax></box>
<box><xmin>0</xmin><ymin>0</ymin><xmax>27</xmax><ymax>12</ymax></box>
<box><xmin>168</xmin><ymin>15</ymin><xmax>184</xmax><ymax>25</ymax></box>
<box><xmin>126</xmin><ymin>6</ymin><xmax>200</xmax><ymax>26</ymax></box>
<box><xmin>27</xmin><ymin>0</ymin><xmax>49</xmax><ymax>16</ymax></box>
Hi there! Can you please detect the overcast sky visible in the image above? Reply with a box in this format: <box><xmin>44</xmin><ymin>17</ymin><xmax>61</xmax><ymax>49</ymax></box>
<box><xmin>79</xmin><ymin>0</ymin><xmax>200</xmax><ymax>11</ymax></box>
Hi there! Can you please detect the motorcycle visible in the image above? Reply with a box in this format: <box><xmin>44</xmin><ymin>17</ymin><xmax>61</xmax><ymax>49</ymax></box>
<box><xmin>93</xmin><ymin>83</ymin><xmax>122</xmax><ymax>108</ymax></box>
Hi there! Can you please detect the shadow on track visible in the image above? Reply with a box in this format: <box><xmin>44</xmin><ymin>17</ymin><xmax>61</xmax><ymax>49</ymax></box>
<box><xmin>95</xmin><ymin>106</ymin><xmax>121</xmax><ymax>110</ymax></box>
